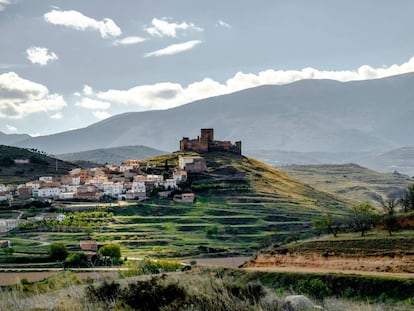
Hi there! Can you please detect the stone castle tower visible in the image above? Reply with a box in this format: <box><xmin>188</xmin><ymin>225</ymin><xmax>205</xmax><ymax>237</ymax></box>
<box><xmin>180</xmin><ymin>128</ymin><xmax>241</xmax><ymax>155</ymax></box>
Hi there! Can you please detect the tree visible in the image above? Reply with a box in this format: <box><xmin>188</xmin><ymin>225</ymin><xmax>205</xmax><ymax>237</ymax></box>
<box><xmin>64</xmin><ymin>252</ymin><xmax>89</xmax><ymax>268</ymax></box>
<box><xmin>48</xmin><ymin>243</ymin><xmax>68</xmax><ymax>261</ymax></box>
<box><xmin>98</xmin><ymin>243</ymin><xmax>121</xmax><ymax>261</ymax></box>
<box><xmin>381</xmin><ymin>196</ymin><xmax>399</xmax><ymax>236</ymax></box>
<box><xmin>312</xmin><ymin>213</ymin><xmax>337</xmax><ymax>237</ymax></box>
<box><xmin>350</xmin><ymin>202</ymin><xmax>378</xmax><ymax>236</ymax></box>
<box><xmin>399</xmin><ymin>184</ymin><xmax>414</xmax><ymax>212</ymax></box>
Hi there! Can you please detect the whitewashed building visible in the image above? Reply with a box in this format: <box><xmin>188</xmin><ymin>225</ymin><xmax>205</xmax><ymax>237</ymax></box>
<box><xmin>103</xmin><ymin>182</ymin><xmax>124</xmax><ymax>196</ymax></box>
<box><xmin>0</xmin><ymin>219</ymin><xmax>21</xmax><ymax>232</ymax></box>
<box><xmin>36</xmin><ymin>187</ymin><xmax>61</xmax><ymax>198</ymax></box>
<box><xmin>39</xmin><ymin>176</ymin><xmax>53</xmax><ymax>182</ymax></box>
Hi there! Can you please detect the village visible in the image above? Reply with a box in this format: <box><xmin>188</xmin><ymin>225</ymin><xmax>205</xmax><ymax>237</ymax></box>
<box><xmin>0</xmin><ymin>129</ymin><xmax>242</xmax><ymax>233</ymax></box>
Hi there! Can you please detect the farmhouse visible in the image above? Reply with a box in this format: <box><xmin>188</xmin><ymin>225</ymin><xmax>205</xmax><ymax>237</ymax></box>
<box><xmin>178</xmin><ymin>156</ymin><xmax>206</xmax><ymax>173</ymax></box>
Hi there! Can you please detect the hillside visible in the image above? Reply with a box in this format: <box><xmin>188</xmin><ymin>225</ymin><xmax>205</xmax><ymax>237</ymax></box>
<box><xmin>359</xmin><ymin>147</ymin><xmax>414</xmax><ymax>177</ymax></box>
<box><xmin>279</xmin><ymin>164</ymin><xmax>412</xmax><ymax>205</ymax></box>
<box><xmin>13</xmin><ymin>72</ymin><xmax>414</xmax><ymax>154</ymax></box>
<box><xmin>57</xmin><ymin>145</ymin><xmax>166</xmax><ymax>165</ymax></box>
<box><xmin>1</xmin><ymin>151</ymin><xmax>348</xmax><ymax>259</ymax></box>
<box><xmin>0</xmin><ymin>145</ymin><xmax>76</xmax><ymax>184</ymax></box>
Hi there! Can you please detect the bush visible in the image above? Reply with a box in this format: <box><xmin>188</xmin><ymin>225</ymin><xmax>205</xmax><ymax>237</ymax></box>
<box><xmin>85</xmin><ymin>280</ymin><xmax>120</xmax><ymax>302</ymax></box>
<box><xmin>48</xmin><ymin>243</ymin><xmax>68</xmax><ymax>261</ymax></box>
<box><xmin>85</xmin><ymin>277</ymin><xmax>186</xmax><ymax>311</ymax></box>
<box><xmin>98</xmin><ymin>243</ymin><xmax>121</xmax><ymax>262</ymax></box>
<box><xmin>121</xmin><ymin>277</ymin><xmax>186</xmax><ymax>311</ymax></box>
<box><xmin>64</xmin><ymin>252</ymin><xmax>89</xmax><ymax>268</ymax></box>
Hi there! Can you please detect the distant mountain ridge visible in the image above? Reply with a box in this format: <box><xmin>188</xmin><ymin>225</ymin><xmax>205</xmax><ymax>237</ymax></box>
<box><xmin>13</xmin><ymin>72</ymin><xmax>414</xmax><ymax>155</ymax></box>
<box><xmin>57</xmin><ymin>145</ymin><xmax>166</xmax><ymax>165</ymax></box>
<box><xmin>0</xmin><ymin>131</ymin><xmax>31</xmax><ymax>146</ymax></box>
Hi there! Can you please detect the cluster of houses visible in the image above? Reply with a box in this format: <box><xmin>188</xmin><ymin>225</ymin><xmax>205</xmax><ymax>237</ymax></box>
<box><xmin>0</xmin><ymin>156</ymin><xmax>208</xmax><ymax>233</ymax></box>
<box><xmin>0</xmin><ymin>156</ymin><xmax>209</xmax><ymax>204</ymax></box>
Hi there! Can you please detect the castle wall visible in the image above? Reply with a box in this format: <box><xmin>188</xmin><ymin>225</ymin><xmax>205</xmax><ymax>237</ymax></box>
<box><xmin>179</xmin><ymin>129</ymin><xmax>241</xmax><ymax>155</ymax></box>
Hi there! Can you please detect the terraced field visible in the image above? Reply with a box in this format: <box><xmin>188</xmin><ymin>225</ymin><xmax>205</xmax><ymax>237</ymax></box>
<box><xmin>1</xmin><ymin>152</ymin><xmax>350</xmax><ymax>261</ymax></box>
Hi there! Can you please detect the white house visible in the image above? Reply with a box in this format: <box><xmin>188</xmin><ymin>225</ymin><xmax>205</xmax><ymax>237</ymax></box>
<box><xmin>37</xmin><ymin>187</ymin><xmax>61</xmax><ymax>198</ymax></box>
<box><xmin>39</xmin><ymin>176</ymin><xmax>53</xmax><ymax>182</ymax></box>
<box><xmin>146</xmin><ymin>174</ymin><xmax>164</xmax><ymax>183</ymax></box>
<box><xmin>173</xmin><ymin>170</ymin><xmax>187</xmax><ymax>183</ymax></box>
<box><xmin>0</xmin><ymin>192</ymin><xmax>12</xmax><ymax>201</ymax></box>
<box><xmin>160</xmin><ymin>179</ymin><xmax>177</xmax><ymax>190</ymax></box>
<box><xmin>59</xmin><ymin>192</ymin><xmax>75</xmax><ymax>200</ymax></box>
<box><xmin>0</xmin><ymin>219</ymin><xmax>21</xmax><ymax>232</ymax></box>
<box><xmin>103</xmin><ymin>182</ymin><xmax>124</xmax><ymax>196</ymax></box>
<box><xmin>131</xmin><ymin>181</ymin><xmax>146</xmax><ymax>193</ymax></box>
<box><xmin>26</xmin><ymin>181</ymin><xmax>41</xmax><ymax>190</ymax></box>
<box><xmin>60</xmin><ymin>185</ymin><xmax>77</xmax><ymax>193</ymax></box>
<box><xmin>0</xmin><ymin>184</ymin><xmax>7</xmax><ymax>192</ymax></box>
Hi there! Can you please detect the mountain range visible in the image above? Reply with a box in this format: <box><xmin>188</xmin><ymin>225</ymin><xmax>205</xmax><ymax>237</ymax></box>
<box><xmin>2</xmin><ymin>72</ymin><xmax>414</xmax><ymax>172</ymax></box>
<box><xmin>57</xmin><ymin>145</ymin><xmax>166</xmax><ymax>165</ymax></box>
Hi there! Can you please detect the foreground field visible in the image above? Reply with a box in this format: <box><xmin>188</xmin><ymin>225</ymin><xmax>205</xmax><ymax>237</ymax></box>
<box><xmin>1</xmin><ymin>267</ymin><xmax>414</xmax><ymax>310</ymax></box>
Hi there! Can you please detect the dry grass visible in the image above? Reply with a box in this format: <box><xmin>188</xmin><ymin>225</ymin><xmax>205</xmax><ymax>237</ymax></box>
<box><xmin>1</xmin><ymin>269</ymin><xmax>413</xmax><ymax>310</ymax></box>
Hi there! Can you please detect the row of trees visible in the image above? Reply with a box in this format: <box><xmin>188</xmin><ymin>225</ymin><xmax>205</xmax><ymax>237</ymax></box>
<box><xmin>48</xmin><ymin>242</ymin><xmax>122</xmax><ymax>267</ymax></box>
<box><xmin>313</xmin><ymin>184</ymin><xmax>414</xmax><ymax>237</ymax></box>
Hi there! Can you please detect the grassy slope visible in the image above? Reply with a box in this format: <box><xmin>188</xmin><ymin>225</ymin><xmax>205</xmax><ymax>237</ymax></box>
<box><xmin>0</xmin><ymin>145</ymin><xmax>76</xmax><ymax>184</ymax></box>
<box><xmin>280</xmin><ymin>163</ymin><xmax>412</xmax><ymax>205</ymax></box>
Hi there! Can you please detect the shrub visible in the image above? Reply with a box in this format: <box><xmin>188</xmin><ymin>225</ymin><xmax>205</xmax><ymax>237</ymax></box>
<box><xmin>98</xmin><ymin>243</ymin><xmax>121</xmax><ymax>262</ymax></box>
<box><xmin>48</xmin><ymin>243</ymin><xmax>68</xmax><ymax>261</ymax></box>
<box><xmin>296</xmin><ymin>278</ymin><xmax>331</xmax><ymax>299</ymax></box>
<box><xmin>85</xmin><ymin>280</ymin><xmax>120</xmax><ymax>302</ymax></box>
<box><xmin>120</xmin><ymin>277</ymin><xmax>186</xmax><ymax>311</ymax></box>
<box><xmin>64</xmin><ymin>252</ymin><xmax>89</xmax><ymax>268</ymax></box>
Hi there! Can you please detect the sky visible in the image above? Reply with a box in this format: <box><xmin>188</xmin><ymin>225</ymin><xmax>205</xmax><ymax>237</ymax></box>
<box><xmin>1</xmin><ymin>0</ymin><xmax>414</xmax><ymax>136</ymax></box>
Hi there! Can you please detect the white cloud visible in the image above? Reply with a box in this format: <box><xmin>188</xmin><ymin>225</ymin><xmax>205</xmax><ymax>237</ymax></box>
<box><xmin>44</xmin><ymin>9</ymin><xmax>122</xmax><ymax>39</ymax></box>
<box><xmin>92</xmin><ymin>110</ymin><xmax>111</xmax><ymax>120</ymax></box>
<box><xmin>145</xmin><ymin>18</ymin><xmax>203</xmax><ymax>38</ymax></box>
<box><xmin>83</xmin><ymin>85</ymin><xmax>93</xmax><ymax>95</ymax></box>
<box><xmin>113</xmin><ymin>36</ymin><xmax>146</xmax><ymax>46</ymax></box>
<box><xmin>218</xmin><ymin>20</ymin><xmax>232</xmax><ymax>29</ymax></box>
<box><xmin>26</xmin><ymin>47</ymin><xmax>58</xmax><ymax>66</ymax></box>
<box><xmin>0</xmin><ymin>0</ymin><xmax>13</xmax><ymax>11</ymax></box>
<box><xmin>145</xmin><ymin>40</ymin><xmax>201</xmax><ymax>57</ymax></box>
<box><xmin>76</xmin><ymin>97</ymin><xmax>111</xmax><ymax>110</ymax></box>
<box><xmin>50</xmin><ymin>112</ymin><xmax>63</xmax><ymax>120</ymax></box>
<box><xmin>97</xmin><ymin>55</ymin><xmax>414</xmax><ymax>111</ymax></box>
<box><xmin>5</xmin><ymin>124</ymin><xmax>17</xmax><ymax>132</ymax></box>
<box><xmin>0</xmin><ymin>72</ymin><xmax>67</xmax><ymax>118</ymax></box>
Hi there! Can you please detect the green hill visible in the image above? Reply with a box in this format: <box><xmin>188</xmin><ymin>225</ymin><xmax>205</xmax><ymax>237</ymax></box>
<box><xmin>280</xmin><ymin>163</ymin><xmax>412</xmax><ymax>205</ymax></box>
<box><xmin>57</xmin><ymin>145</ymin><xmax>166</xmax><ymax>165</ymax></box>
<box><xmin>100</xmin><ymin>151</ymin><xmax>349</xmax><ymax>257</ymax></box>
<box><xmin>0</xmin><ymin>145</ymin><xmax>77</xmax><ymax>184</ymax></box>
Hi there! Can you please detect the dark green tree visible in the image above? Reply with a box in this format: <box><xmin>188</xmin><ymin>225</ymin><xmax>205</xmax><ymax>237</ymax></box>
<box><xmin>98</xmin><ymin>243</ymin><xmax>121</xmax><ymax>261</ymax></box>
<box><xmin>48</xmin><ymin>243</ymin><xmax>68</xmax><ymax>261</ymax></box>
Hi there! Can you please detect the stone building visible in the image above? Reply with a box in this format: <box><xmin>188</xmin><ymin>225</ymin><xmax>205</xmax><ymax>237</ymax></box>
<box><xmin>180</xmin><ymin>128</ymin><xmax>241</xmax><ymax>155</ymax></box>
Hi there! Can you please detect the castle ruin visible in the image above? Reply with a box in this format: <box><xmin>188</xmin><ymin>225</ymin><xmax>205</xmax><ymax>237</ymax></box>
<box><xmin>180</xmin><ymin>128</ymin><xmax>241</xmax><ymax>155</ymax></box>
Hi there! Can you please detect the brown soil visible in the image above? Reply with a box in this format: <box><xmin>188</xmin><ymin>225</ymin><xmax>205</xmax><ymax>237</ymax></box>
<box><xmin>244</xmin><ymin>253</ymin><xmax>414</xmax><ymax>277</ymax></box>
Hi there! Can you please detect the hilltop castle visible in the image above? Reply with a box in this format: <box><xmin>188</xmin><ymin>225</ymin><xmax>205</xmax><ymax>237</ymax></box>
<box><xmin>180</xmin><ymin>128</ymin><xmax>241</xmax><ymax>155</ymax></box>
